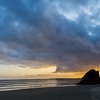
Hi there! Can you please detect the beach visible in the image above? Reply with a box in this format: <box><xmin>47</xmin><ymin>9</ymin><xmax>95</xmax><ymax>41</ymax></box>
<box><xmin>0</xmin><ymin>85</ymin><xmax>98</xmax><ymax>100</ymax></box>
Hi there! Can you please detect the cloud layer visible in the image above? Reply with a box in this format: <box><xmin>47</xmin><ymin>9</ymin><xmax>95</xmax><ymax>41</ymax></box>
<box><xmin>0</xmin><ymin>0</ymin><xmax>100</xmax><ymax>72</ymax></box>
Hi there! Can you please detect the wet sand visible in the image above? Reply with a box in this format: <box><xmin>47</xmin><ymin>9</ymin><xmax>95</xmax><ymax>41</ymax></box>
<box><xmin>0</xmin><ymin>85</ymin><xmax>96</xmax><ymax>100</ymax></box>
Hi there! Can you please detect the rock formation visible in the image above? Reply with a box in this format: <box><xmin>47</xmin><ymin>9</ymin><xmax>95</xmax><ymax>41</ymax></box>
<box><xmin>78</xmin><ymin>69</ymin><xmax>100</xmax><ymax>84</ymax></box>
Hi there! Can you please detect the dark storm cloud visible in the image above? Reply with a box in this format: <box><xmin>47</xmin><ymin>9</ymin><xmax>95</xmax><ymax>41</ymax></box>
<box><xmin>0</xmin><ymin>0</ymin><xmax>100</xmax><ymax>72</ymax></box>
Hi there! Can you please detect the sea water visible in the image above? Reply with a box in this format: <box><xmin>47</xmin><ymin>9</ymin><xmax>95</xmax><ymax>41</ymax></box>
<box><xmin>0</xmin><ymin>79</ymin><xmax>80</xmax><ymax>91</ymax></box>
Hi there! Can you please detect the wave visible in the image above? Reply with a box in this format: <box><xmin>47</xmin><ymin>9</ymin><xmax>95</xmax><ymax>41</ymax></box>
<box><xmin>0</xmin><ymin>79</ymin><xmax>80</xmax><ymax>91</ymax></box>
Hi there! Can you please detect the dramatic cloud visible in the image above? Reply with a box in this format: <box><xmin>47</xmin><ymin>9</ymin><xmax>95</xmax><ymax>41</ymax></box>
<box><xmin>0</xmin><ymin>0</ymin><xmax>100</xmax><ymax>72</ymax></box>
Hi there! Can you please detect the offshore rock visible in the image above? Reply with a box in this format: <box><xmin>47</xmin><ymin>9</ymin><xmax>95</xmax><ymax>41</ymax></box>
<box><xmin>78</xmin><ymin>69</ymin><xmax>100</xmax><ymax>84</ymax></box>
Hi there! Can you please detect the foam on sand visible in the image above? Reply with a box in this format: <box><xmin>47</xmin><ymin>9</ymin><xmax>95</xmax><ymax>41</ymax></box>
<box><xmin>91</xmin><ymin>87</ymin><xmax>100</xmax><ymax>100</ymax></box>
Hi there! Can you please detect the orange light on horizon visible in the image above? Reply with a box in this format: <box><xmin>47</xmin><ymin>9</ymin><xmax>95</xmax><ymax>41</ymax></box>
<box><xmin>1</xmin><ymin>64</ymin><xmax>100</xmax><ymax>79</ymax></box>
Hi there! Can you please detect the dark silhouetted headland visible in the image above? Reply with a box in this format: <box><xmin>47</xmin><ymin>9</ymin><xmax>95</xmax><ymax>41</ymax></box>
<box><xmin>78</xmin><ymin>69</ymin><xmax>100</xmax><ymax>84</ymax></box>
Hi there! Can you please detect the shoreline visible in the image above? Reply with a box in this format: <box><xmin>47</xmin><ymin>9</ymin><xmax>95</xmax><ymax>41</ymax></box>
<box><xmin>0</xmin><ymin>85</ymin><xmax>98</xmax><ymax>100</ymax></box>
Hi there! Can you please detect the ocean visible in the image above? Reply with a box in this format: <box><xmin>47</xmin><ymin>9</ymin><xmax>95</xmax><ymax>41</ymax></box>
<box><xmin>0</xmin><ymin>78</ymin><xmax>80</xmax><ymax>91</ymax></box>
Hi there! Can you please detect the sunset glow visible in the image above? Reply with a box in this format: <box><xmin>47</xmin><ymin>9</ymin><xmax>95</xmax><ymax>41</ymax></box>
<box><xmin>0</xmin><ymin>0</ymin><xmax>100</xmax><ymax>79</ymax></box>
<box><xmin>1</xmin><ymin>64</ymin><xmax>100</xmax><ymax>79</ymax></box>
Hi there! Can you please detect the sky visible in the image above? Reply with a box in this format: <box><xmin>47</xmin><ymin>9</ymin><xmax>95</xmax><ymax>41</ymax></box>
<box><xmin>0</xmin><ymin>0</ymin><xmax>100</xmax><ymax>79</ymax></box>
